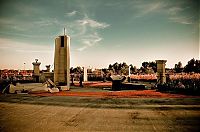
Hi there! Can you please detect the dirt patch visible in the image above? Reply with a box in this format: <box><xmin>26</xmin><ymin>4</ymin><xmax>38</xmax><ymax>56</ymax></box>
<box><xmin>73</xmin><ymin>82</ymin><xmax>112</xmax><ymax>87</ymax></box>
<box><xmin>32</xmin><ymin>90</ymin><xmax>200</xmax><ymax>98</ymax></box>
<box><xmin>26</xmin><ymin>82</ymin><xmax>200</xmax><ymax>98</ymax></box>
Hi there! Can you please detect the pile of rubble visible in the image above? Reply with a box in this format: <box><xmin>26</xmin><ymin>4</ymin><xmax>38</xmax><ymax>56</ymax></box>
<box><xmin>9</xmin><ymin>79</ymin><xmax>59</xmax><ymax>94</ymax></box>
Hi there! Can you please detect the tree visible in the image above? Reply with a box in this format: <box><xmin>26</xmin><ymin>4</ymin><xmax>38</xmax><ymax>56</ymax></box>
<box><xmin>107</xmin><ymin>62</ymin><xmax>141</xmax><ymax>75</ymax></box>
<box><xmin>70</xmin><ymin>67</ymin><xmax>74</xmax><ymax>73</ymax></box>
<box><xmin>73</xmin><ymin>66</ymin><xmax>82</xmax><ymax>74</ymax></box>
<box><xmin>108</xmin><ymin>64</ymin><xmax>113</xmax><ymax>70</ymax></box>
<box><xmin>129</xmin><ymin>64</ymin><xmax>137</xmax><ymax>74</ymax></box>
<box><xmin>121</xmin><ymin>62</ymin><xmax>128</xmax><ymax>75</ymax></box>
<box><xmin>195</xmin><ymin>60</ymin><xmax>200</xmax><ymax>73</ymax></box>
<box><xmin>113</xmin><ymin>62</ymin><xmax>119</xmax><ymax>74</ymax></box>
<box><xmin>149</xmin><ymin>61</ymin><xmax>157</xmax><ymax>73</ymax></box>
<box><xmin>141</xmin><ymin>61</ymin><xmax>156</xmax><ymax>74</ymax></box>
<box><xmin>132</xmin><ymin>66</ymin><xmax>137</xmax><ymax>73</ymax></box>
<box><xmin>102</xmin><ymin>68</ymin><xmax>108</xmax><ymax>74</ymax></box>
<box><xmin>184</xmin><ymin>58</ymin><xmax>196</xmax><ymax>73</ymax></box>
<box><xmin>122</xmin><ymin>62</ymin><xmax>128</xmax><ymax>68</ymax></box>
<box><xmin>174</xmin><ymin>61</ymin><xmax>183</xmax><ymax>73</ymax></box>
<box><xmin>142</xmin><ymin>62</ymin><xmax>149</xmax><ymax>69</ymax></box>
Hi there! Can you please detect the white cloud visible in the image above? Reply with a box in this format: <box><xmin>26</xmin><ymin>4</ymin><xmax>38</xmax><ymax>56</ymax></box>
<box><xmin>143</xmin><ymin>2</ymin><xmax>165</xmax><ymax>13</ymax></box>
<box><xmin>132</xmin><ymin>1</ymin><xmax>195</xmax><ymax>25</ymax></box>
<box><xmin>66</xmin><ymin>11</ymin><xmax>77</xmax><ymax>17</ymax></box>
<box><xmin>133</xmin><ymin>1</ymin><xmax>167</xmax><ymax>17</ymax></box>
<box><xmin>167</xmin><ymin>6</ymin><xmax>194</xmax><ymax>25</ymax></box>
<box><xmin>76</xmin><ymin>17</ymin><xmax>110</xmax><ymax>29</ymax></box>
<box><xmin>66</xmin><ymin>14</ymin><xmax>109</xmax><ymax>51</ymax></box>
<box><xmin>168</xmin><ymin>7</ymin><xmax>183</xmax><ymax>15</ymax></box>
<box><xmin>105</xmin><ymin>2</ymin><xmax>121</xmax><ymax>7</ymax></box>
<box><xmin>34</xmin><ymin>18</ymin><xmax>59</xmax><ymax>26</ymax></box>
<box><xmin>76</xmin><ymin>33</ymin><xmax>103</xmax><ymax>52</ymax></box>
<box><xmin>77</xmin><ymin>46</ymin><xmax>87</xmax><ymax>51</ymax></box>
<box><xmin>169</xmin><ymin>17</ymin><xmax>193</xmax><ymax>25</ymax></box>
<box><xmin>82</xmin><ymin>32</ymin><xmax>102</xmax><ymax>47</ymax></box>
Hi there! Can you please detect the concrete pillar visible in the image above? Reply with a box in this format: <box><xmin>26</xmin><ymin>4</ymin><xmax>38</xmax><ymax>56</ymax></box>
<box><xmin>83</xmin><ymin>67</ymin><xmax>88</xmax><ymax>82</ymax></box>
<box><xmin>32</xmin><ymin>59</ymin><xmax>41</xmax><ymax>83</ymax></box>
<box><xmin>54</xmin><ymin>34</ymin><xmax>70</xmax><ymax>90</ymax></box>
<box><xmin>156</xmin><ymin>60</ymin><xmax>167</xmax><ymax>84</ymax></box>
<box><xmin>46</xmin><ymin>65</ymin><xmax>50</xmax><ymax>72</ymax></box>
<box><xmin>128</xmin><ymin>65</ymin><xmax>131</xmax><ymax>77</ymax></box>
<box><xmin>128</xmin><ymin>65</ymin><xmax>131</xmax><ymax>82</ymax></box>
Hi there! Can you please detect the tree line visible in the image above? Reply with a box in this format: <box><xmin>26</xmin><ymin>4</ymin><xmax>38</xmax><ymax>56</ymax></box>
<box><xmin>70</xmin><ymin>58</ymin><xmax>200</xmax><ymax>74</ymax></box>
<box><xmin>174</xmin><ymin>58</ymin><xmax>200</xmax><ymax>73</ymax></box>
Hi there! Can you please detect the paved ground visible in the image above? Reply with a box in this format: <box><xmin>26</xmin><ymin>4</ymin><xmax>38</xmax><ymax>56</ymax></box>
<box><xmin>0</xmin><ymin>94</ymin><xmax>200</xmax><ymax>132</ymax></box>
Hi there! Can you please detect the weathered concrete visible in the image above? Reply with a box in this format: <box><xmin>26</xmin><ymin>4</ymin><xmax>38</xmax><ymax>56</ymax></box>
<box><xmin>156</xmin><ymin>60</ymin><xmax>167</xmax><ymax>84</ymax></box>
<box><xmin>83</xmin><ymin>67</ymin><xmax>88</xmax><ymax>82</ymax></box>
<box><xmin>32</xmin><ymin>59</ymin><xmax>41</xmax><ymax>76</ymax></box>
<box><xmin>9</xmin><ymin>83</ymin><xmax>46</xmax><ymax>93</ymax></box>
<box><xmin>54</xmin><ymin>34</ymin><xmax>70</xmax><ymax>90</ymax></box>
<box><xmin>32</xmin><ymin>59</ymin><xmax>41</xmax><ymax>82</ymax></box>
<box><xmin>0</xmin><ymin>95</ymin><xmax>199</xmax><ymax>132</ymax></box>
<box><xmin>46</xmin><ymin>65</ymin><xmax>51</xmax><ymax>72</ymax></box>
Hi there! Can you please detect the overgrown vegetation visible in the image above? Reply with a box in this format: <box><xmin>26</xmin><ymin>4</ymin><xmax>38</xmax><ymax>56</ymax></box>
<box><xmin>157</xmin><ymin>74</ymin><xmax>200</xmax><ymax>95</ymax></box>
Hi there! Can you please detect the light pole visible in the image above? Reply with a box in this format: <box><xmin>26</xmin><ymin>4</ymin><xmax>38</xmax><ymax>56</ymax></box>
<box><xmin>23</xmin><ymin>63</ymin><xmax>26</xmax><ymax>75</ymax></box>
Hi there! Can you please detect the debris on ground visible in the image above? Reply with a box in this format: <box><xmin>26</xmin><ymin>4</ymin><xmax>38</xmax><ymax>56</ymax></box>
<box><xmin>8</xmin><ymin>79</ymin><xmax>59</xmax><ymax>94</ymax></box>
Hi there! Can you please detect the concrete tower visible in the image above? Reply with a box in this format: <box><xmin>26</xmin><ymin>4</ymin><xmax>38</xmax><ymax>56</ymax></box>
<box><xmin>156</xmin><ymin>60</ymin><xmax>167</xmax><ymax>84</ymax></box>
<box><xmin>32</xmin><ymin>59</ymin><xmax>41</xmax><ymax>83</ymax></box>
<box><xmin>54</xmin><ymin>29</ymin><xmax>70</xmax><ymax>90</ymax></box>
<box><xmin>83</xmin><ymin>67</ymin><xmax>88</xmax><ymax>82</ymax></box>
<box><xmin>46</xmin><ymin>65</ymin><xmax>51</xmax><ymax>72</ymax></box>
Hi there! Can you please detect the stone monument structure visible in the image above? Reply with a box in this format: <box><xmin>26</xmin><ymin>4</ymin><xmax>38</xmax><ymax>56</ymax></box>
<box><xmin>83</xmin><ymin>67</ymin><xmax>88</xmax><ymax>82</ymax></box>
<box><xmin>46</xmin><ymin>65</ymin><xmax>51</xmax><ymax>72</ymax></box>
<box><xmin>156</xmin><ymin>60</ymin><xmax>167</xmax><ymax>84</ymax></box>
<box><xmin>54</xmin><ymin>29</ymin><xmax>70</xmax><ymax>90</ymax></box>
<box><xmin>128</xmin><ymin>65</ymin><xmax>131</xmax><ymax>82</ymax></box>
<box><xmin>32</xmin><ymin>59</ymin><xmax>41</xmax><ymax>83</ymax></box>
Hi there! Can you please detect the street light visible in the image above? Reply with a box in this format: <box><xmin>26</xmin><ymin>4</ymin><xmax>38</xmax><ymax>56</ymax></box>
<box><xmin>23</xmin><ymin>63</ymin><xmax>26</xmax><ymax>75</ymax></box>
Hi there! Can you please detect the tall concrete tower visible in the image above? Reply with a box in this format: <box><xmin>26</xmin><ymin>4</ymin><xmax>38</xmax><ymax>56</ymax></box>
<box><xmin>54</xmin><ymin>30</ymin><xmax>70</xmax><ymax>90</ymax></box>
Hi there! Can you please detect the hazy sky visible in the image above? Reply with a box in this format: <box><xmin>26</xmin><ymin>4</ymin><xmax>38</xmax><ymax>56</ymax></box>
<box><xmin>0</xmin><ymin>0</ymin><xmax>199</xmax><ymax>70</ymax></box>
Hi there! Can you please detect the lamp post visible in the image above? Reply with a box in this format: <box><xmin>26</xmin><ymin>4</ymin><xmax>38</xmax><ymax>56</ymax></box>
<box><xmin>23</xmin><ymin>63</ymin><xmax>26</xmax><ymax>75</ymax></box>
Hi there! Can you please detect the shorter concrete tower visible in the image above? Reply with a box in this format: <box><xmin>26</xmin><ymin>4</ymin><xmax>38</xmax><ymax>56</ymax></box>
<box><xmin>32</xmin><ymin>59</ymin><xmax>41</xmax><ymax>82</ymax></box>
<box><xmin>46</xmin><ymin>65</ymin><xmax>51</xmax><ymax>72</ymax></box>
<box><xmin>156</xmin><ymin>60</ymin><xmax>167</xmax><ymax>84</ymax></box>
<box><xmin>54</xmin><ymin>29</ymin><xmax>70</xmax><ymax>90</ymax></box>
<box><xmin>83</xmin><ymin>67</ymin><xmax>88</xmax><ymax>82</ymax></box>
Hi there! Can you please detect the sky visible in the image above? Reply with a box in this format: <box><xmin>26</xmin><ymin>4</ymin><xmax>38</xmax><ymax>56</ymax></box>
<box><xmin>0</xmin><ymin>0</ymin><xmax>199</xmax><ymax>70</ymax></box>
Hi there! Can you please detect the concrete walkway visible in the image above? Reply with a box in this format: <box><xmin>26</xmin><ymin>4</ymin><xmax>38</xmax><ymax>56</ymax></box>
<box><xmin>0</xmin><ymin>94</ymin><xmax>199</xmax><ymax>132</ymax></box>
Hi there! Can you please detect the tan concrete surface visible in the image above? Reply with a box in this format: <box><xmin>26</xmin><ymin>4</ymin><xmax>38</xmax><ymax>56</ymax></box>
<box><xmin>0</xmin><ymin>95</ymin><xmax>199</xmax><ymax>132</ymax></box>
